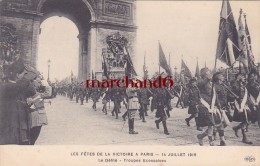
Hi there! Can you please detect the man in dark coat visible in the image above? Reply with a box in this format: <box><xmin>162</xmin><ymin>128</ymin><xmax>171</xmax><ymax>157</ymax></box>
<box><xmin>0</xmin><ymin>60</ymin><xmax>36</xmax><ymax>145</ymax></box>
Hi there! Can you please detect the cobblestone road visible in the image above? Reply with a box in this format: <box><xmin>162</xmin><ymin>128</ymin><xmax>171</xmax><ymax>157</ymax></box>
<box><xmin>37</xmin><ymin>96</ymin><xmax>260</xmax><ymax>146</ymax></box>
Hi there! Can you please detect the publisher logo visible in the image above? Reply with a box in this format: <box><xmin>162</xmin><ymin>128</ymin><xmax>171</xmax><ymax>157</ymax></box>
<box><xmin>244</xmin><ymin>156</ymin><xmax>255</xmax><ymax>162</ymax></box>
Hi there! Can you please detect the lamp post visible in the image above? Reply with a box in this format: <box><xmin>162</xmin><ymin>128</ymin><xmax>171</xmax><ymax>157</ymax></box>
<box><xmin>174</xmin><ymin>66</ymin><xmax>177</xmax><ymax>82</ymax></box>
<box><xmin>47</xmin><ymin>59</ymin><xmax>51</xmax><ymax>81</ymax></box>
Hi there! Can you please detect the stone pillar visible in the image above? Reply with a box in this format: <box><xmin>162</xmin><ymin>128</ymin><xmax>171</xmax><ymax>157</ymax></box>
<box><xmin>78</xmin><ymin>32</ymin><xmax>89</xmax><ymax>81</ymax></box>
<box><xmin>88</xmin><ymin>23</ymin><xmax>97</xmax><ymax>78</ymax></box>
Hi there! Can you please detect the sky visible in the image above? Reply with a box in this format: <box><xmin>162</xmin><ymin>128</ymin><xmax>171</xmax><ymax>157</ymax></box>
<box><xmin>37</xmin><ymin>1</ymin><xmax>260</xmax><ymax>81</ymax></box>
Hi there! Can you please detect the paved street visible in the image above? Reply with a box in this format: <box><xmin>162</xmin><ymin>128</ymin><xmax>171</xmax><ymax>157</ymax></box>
<box><xmin>37</xmin><ymin>96</ymin><xmax>260</xmax><ymax>146</ymax></box>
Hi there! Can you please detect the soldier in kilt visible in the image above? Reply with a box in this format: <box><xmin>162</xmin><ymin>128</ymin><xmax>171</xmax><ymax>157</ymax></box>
<box><xmin>247</xmin><ymin>72</ymin><xmax>260</xmax><ymax>128</ymax></box>
<box><xmin>196</xmin><ymin>68</ymin><xmax>224</xmax><ymax>146</ymax></box>
<box><xmin>185</xmin><ymin>78</ymin><xmax>202</xmax><ymax>131</ymax></box>
<box><xmin>154</xmin><ymin>87</ymin><xmax>171</xmax><ymax>135</ymax></box>
<box><xmin>232</xmin><ymin>73</ymin><xmax>256</xmax><ymax>144</ymax></box>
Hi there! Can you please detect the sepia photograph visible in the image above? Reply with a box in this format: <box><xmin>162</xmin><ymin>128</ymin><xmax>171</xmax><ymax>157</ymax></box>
<box><xmin>0</xmin><ymin>0</ymin><xmax>260</xmax><ymax>165</ymax></box>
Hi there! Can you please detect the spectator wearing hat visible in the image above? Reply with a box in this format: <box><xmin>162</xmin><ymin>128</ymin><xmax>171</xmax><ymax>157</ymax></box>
<box><xmin>185</xmin><ymin>77</ymin><xmax>202</xmax><ymax>131</ymax></box>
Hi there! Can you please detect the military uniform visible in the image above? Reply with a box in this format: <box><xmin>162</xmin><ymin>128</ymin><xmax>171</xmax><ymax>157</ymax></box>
<box><xmin>126</xmin><ymin>87</ymin><xmax>140</xmax><ymax>134</ymax></box>
<box><xmin>78</xmin><ymin>83</ymin><xmax>86</xmax><ymax>105</ymax></box>
<box><xmin>247</xmin><ymin>75</ymin><xmax>260</xmax><ymax>126</ymax></box>
<box><xmin>185</xmin><ymin>79</ymin><xmax>201</xmax><ymax>131</ymax></box>
<box><xmin>74</xmin><ymin>83</ymin><xmax>80</xmax><ymax>103</ymax></box>
<box><xmin>138</xmin><ymin>88</ymin><xmax>152</xmax><ymax>122</ymax></box>
<box><xmin>175</xmin><ymin>83</ymin><xmax>185</xmax><ymax>108</ymax></box>
<box><xmin>102</xmin><ymin>89</ymin><xmax>110</xmax><ymax>115</ymax></box>
<box><xmin>111</xmin><ymin>87</ymin><xmax>122</xmax><ymax>119</ymax></box>
<box><xmin>154</xmin><ymin>87</ymin><xmax>171</xmax><ymax>135</ymax></box>
<box><xmin>28</xmin><ymin>79</ymin><xmax>51</xmax><ymax>145</ymax></box>
<box><xmin>231</xmin><ymin>76</ymin><xmax>254</xmax><ymax>144</ymax></box>
<box><xmin>91</xmin><ymin>87</ymin><xmax>99</xmax><ymax>110</ymax></box>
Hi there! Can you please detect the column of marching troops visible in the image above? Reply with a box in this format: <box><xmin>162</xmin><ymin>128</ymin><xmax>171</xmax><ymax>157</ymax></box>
<box><xmin>56</xmin><ymin>67</ymin><xmax>260</xmax><ymax>146</ymax></box>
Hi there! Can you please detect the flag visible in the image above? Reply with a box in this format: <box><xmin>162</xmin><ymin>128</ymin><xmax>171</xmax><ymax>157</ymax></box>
<box><xmin>181</xmin><ymin>59</ymin><xmax>192</xmax><ymax>78</ymax></box>
<box><xmin>237</xmin><ymin>10</ymin><xmax>256</xmax><ymax>73</ymax></box>
<box><xmin>216</xmin><ymin>0</ymin><xmax>240</xmax><ymax>67</ymax></box>
<box><xmin>237</xmin><ymin>9</ymin><xmax>249</xmax><ymax>70</ymax></box>
<box><xmin>102</xmin><ymin>53</ymin><xmax>109</xmax><ymax>78</ymax></box>
<box><xmin>143</xmin><ymin>54</ymin><xmax>148</xmax><ymax>79</ymax></box>
<box><xmin>244</xmin><ymin>13</ymin><xmax>257</xmax><ymax>72</ymax></box>
<box><xmin>92</xmin><ymin>70</ymin><xmax>94</xmax><ymax>79</ymax></box>
<box><xmin>123</xmin><ymin>46</ymin><xmax>137</xmax><ymax>77</ymax></box>
<box><xmin>195</xmin><ymin>58</ymin><xmax>200</xmax><ymax>78</ymax></box>
<box><xmin>159</xmin><ymin>42</ymin><xmax>172</xmax><ymax>75</ymax></box>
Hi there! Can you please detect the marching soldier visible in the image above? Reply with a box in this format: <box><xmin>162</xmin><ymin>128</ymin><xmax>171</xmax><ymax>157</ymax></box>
<box><xmin>232</xmin><ymin>73</ymin><xmax>255</xmax><ymax>144</ymax></box>
<box><xmin>138</xmin><ymin>87</ymin><xmax>153</xmax><ymax>122</ymax></box>
<box><xmin>102</xmin><ymin>88</ymin><xmax>110</xmax><ymax>115</ymax></box>
<box><xmin>126</xmin><ymin>78</ymin><xmax>140</xmax><ymax>134</ymax></box>
<box><xmin>175</xmin><ymin>81</ymin><xmax>185</xmax><ymax>109</ymax></box>
<box><xmin>111</xmin><ymin>87</ymin><xmax>122</xmax><ymax>119</ymax></box>
<box><xmin>247</xmin><ymin>72</ymin><xmax>260</xmax><ymax>127</ymax></box>
<box><xmin>91</xmin><ymin>84</ymin><xmax>99</xmax><ymax>110</ymax></box>
<box><xmin>154</xmin><ymin>87</ymin><xmax>171</xmax><ymax>135</ymax></box>
<box><xmin>78</xmin><ymin>82</ymin><xmax>85</xmax><ymax>105</ymax></box>
<box><xmin>185</xmin><ymin>77</ymin><xmax>202</xmax><ymax>131</ymax></box>
<box><xmin>196</xmin><ymin>68</ymin><xmax>219</xmax><ymax>146</ymax></box>
<box><xmin>74</xmin><ymin>82</ymin><xmax>80</xmax><ymax>103</ymax></box>
<box><xmin>85</xmin><ymin>88</ymin><xmax>90</xmax><ymax>103</ymax></box>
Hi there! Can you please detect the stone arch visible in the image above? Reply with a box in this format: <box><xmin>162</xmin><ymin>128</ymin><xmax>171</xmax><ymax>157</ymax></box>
<box><xmin>37</xmin><ymin>0</ymin><xmax>96</xmax><ymax>21</ymax></box>
<box><xmin>36</xmin><ymin>0</ymin><xmax>96</xmax><ymax>81</ymax></box>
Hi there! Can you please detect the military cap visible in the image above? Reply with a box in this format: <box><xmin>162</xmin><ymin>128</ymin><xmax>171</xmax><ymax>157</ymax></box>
<box><xmin>212</xmin><ymin>71</ymin><xmax>224</xmax><ymax>82</ymax></box>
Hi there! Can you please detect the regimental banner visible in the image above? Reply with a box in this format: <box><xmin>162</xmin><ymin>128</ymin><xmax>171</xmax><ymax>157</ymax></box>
<box><xmin>103</xmin><ymin>0</ymin><xmax>132</xmax><ymax>19</ymax></box>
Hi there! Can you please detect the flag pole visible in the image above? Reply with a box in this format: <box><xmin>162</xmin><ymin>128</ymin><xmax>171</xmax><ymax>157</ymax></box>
<box><xmin>158</xmin><ymin>41</ymin><xmax>160</xmax><ymax>75</ymax></box>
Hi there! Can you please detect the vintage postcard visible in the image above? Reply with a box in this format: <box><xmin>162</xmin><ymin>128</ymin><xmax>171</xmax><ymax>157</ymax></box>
<box><xmin>0</xmin><ymin>0</ymin><xmax>260</xmax><ymax>165</ymax></box>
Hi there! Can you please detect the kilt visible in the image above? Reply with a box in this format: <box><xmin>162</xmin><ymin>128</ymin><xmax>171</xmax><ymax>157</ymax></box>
<box><xmin>232</xmin><ymin>105</ymin><xmax>255</xmax><ymax>123</ymax></box>
<box><xmin>155</xmin><ymin>105</ymin><xmax>167</xmax><ymax>119</ymax></box>
<box><xmin>196</xmin><ymin>104</ymin><xmax>222</xmax><ymax>127</ymax></box>
<box><xmin>188</xmin><ymin>105</ymin><xmax>198</xmax><ymax>114</ymax></box>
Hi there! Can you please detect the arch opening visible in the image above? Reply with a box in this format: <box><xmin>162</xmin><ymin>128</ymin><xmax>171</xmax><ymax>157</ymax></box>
<box><xmin>37</xmin><ymin>0</ymin><xmax>94</xmax><ymax>81</ymax></box>
<box><xmin>38</xmin><ymin>16</ymin><xmax>79</xmax><ymax>82</ymax></box>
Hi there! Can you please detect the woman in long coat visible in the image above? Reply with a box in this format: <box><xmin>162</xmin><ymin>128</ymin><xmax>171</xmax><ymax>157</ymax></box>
<box><xmin>0</xmin><ymin>60</ymin><xmax>36</xmax><ymax>145</ymax></box>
